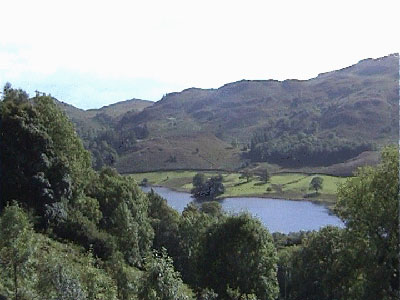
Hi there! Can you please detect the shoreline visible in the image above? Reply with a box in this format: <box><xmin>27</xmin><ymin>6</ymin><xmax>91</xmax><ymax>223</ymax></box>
<box><xmin>141</xmin><ymin>183</ymin><xmax>337</xmax><ymax>211</ymax></box>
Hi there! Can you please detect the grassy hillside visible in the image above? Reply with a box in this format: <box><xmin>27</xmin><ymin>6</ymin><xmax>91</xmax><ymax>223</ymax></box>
<box><xmin>116</xmin><ymin>133</ymin><xmax>242</xmax><ymax>173</ymax></box>
<box><xmin>61</xmin><ymin>54</ymin><xmax>399</xmax><ymax>173</ymax></box>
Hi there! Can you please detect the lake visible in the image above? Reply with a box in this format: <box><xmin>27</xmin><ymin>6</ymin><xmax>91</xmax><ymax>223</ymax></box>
<box><xmin>141</xmin><ymin>186</ymin><xmax>344</xmax><ymax>233</ymax></box>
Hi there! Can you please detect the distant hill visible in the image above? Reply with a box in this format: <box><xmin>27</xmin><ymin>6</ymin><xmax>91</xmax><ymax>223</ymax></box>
<box><xmin>56</xmin><ymin>98</ymin><xmax>153</xmax><ymax>138</ymax></box>
<box><xmin>59</xmin><ymin>54</ymin><xmax>399</xmax><ymax>174</ymax></box>
<box><xmin>87</xmin><ymin>98</ymin><xmax>153</xmax><ymax>119</ymax></box>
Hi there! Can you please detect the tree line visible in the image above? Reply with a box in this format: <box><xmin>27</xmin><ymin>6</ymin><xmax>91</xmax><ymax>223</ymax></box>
<box><xmin>248</xmin><ymin>130</ymin><xmax>374</xmax><ymax>167</ymax></box>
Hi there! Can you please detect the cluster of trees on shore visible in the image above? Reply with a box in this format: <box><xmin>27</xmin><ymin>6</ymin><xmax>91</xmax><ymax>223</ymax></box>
<box><xmin>0</xmin><ymin>84</ymin><xmax>398</xmax><ymax>299</ymax></box>
<box><xmin>191</xmin><ymin>173</ymin><xmax>225</xmax><ymax>201</ymax></box>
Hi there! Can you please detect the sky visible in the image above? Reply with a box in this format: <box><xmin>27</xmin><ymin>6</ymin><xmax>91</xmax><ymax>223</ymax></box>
<box><xmin>0</xmin><ymin>0</ymin><xmax>399</xmax><ymax>109</ymax></box>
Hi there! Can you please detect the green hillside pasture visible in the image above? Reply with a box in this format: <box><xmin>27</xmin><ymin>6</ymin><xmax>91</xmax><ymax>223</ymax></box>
<box><xmin>129</xmin><ymin>171</ymin><xmax>348</xmax><ymax>204</ymax></box>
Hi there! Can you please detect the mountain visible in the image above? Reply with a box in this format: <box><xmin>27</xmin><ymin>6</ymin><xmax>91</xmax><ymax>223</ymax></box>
<box><xmin>59</xmin><ymin>54</ymin><xmax>399</xmax><ymax>174</ymax></box>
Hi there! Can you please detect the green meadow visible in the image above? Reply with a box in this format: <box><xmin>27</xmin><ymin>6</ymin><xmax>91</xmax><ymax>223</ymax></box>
<box><xmin>129</xmin><ymin>171</ymin><xmax>349</xmax><ymax>206</ymax></box>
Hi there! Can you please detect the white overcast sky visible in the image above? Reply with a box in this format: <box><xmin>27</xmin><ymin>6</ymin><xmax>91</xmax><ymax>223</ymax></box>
<box><xmin>0</xmin><ymin>0</ymin><xmax>399</xmax><ymax>109</ymax></box>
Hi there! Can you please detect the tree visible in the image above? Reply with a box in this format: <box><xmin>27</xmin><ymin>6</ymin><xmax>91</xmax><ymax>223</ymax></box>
<box><xmin>261</xmin><ymin>169</ymin><xmax>271</xmax><ymax>183</ymax></box>
<box><xmin>191</xmin><ymin>174</ymin><xmax>225</xmax><ymax>201</ymax></box>
<box><xmin>240</xmin><ymin>170</ymin><xmax>252</xmax><ymax>183</ymax></box>
<box><xmin>38</xmin><ymin>263</ymin><xmax>87</xmax><ymax>300</ymax></box>
<box><xmin>0</xmin><ymin>203</ymin><xmax>37</xmax><ymax>300</ymax></box>
<box><xmin>197</xmin><ymin>288</ymin><xmax>218</xmax><ymax>300</ymax></box>
<box><xmin>105</xmin><ymin>252</ymin><xmax>137</xmax><ymax>300</ymax></box>
<box><xmin>0</xmin><ymin>88</ymin><xmax>72</xmax><ymax>220</ymax></box>
<box><xmin>309</xmin><ymin>176</ymin><xmax>323</xmax><ymax>193</ymax></box>
<box><xmin>334</xmin><ymin>146</ymin><xmax>399</xmax><ymax>299</ymax></box>
<box><xmin>147</xmin><ymin>190</ymin><xmax>180</xmax><ymax>259</ymax></box>
<box><xmin>174</xmin><ymin>203</ymin><xmax>220</xmax><ymax>286</ymax></box>
<box><xmin>36</xmin><ymin>244</ymin><xmax>117</xmax><ymax>300</ymax></box>
<box><xmin>87</xmin><ymin>167</ymin><xmax>154</xmax><ymax>266</ymax></box>
<box><xmin>199</xmin><ymin>214</ymin><xmax>279</xmax><ymax>300</ymax></box>
<box><xmin>192</xmin><ymin>173</ymin><xmax>206</xmax><ymax>189</ymax></box>
<box><xmin>33</xmin><ymin>94</ymin><xmax>94</xmax><ymax>197</ymax></box>
<box><xmin>287</xmin><ymin>226</ymin><xmax>348</xmax><ymax>300</ymax></box>
<box><xmin>111</xmin><ymin>202</ymin><xmax>141</xmax><ymax>265</ymax></box>
<box><xmin>138</xmin><ymin>249</ymin><xmax>194</xmax><ymax>300</ymax></box>
<box><xmin>140</xmin><ymin>178</ymin><xmax>149</xmax><ymax>186</ymax></box>
<box><xmin>199</xmin><ymin>201</ymin><xmax>223</xmax><ymax>218</ymax></box>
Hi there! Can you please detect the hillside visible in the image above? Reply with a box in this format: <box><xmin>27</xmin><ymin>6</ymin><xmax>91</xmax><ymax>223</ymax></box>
<box><xmin>57</xmin><ymin>98</ymin><xmax>153</xmax><ymax>133</ymax></box>
<box><xmin>60</xmin><ymin>54</ymin><xmax>399</xmax><ymax>174</ymax></box>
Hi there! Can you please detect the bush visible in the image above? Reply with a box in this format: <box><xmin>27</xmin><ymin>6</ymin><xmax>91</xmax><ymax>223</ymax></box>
<box><xmin>52</xmin><ymin>210</ymin><xmax>116</xmax><ymax>260</ymax></box>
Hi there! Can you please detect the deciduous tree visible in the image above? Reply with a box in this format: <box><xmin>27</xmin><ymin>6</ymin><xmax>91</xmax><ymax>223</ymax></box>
<box><xmin>335</xmin><ymin>146</ymin><xmax>399</xmax><ymax>299</ymax></box>
<box><xmin>0</xmin><ymin>203</ymin><xmax>37</xmax><ymax>300</ymax></box>
<box><xmin>309</xmin><ymin>176</ymin><xmax>323</xmax><ymax>193</ymax></box>
<box><xmin>138</xmin><ymin>249</ymin><xmax>194</xmax><ymax>300</ymax></box>
<box><xmin>199</xmin><ymin>214</ymin><xmax>279</xmax><ymax>300</ymax></box>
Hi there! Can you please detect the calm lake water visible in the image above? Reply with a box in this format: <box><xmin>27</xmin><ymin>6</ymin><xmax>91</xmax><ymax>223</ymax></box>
<box><xmin>141</xmin><ymin>186</ymin><xmax>344</xmax><ymax>233</ymax></box>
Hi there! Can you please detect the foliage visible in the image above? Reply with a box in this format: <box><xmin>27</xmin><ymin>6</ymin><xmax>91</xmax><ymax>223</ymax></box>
<box><xmin>0</xmin><ymin>87</ymin><xmax>72</xmax><ymax>222</ymax></box>
<box><xmin>33</xmin><ymin>238</ymin><xmax>117</xmax><ymax>300</ymax></box>
<box><xmin>199</xmin><ymin>201</ymin><xmax>223</xmax><ymax>218</ymax></box>
<box><xmin>140</xmin><ymin>178</ymin><xmax>149</xmax><ymax>186</ymax></box>
<box><xmin>87</xmin><ymin>167</ymin><xmax>154</xmax><ymax>266</ymax></box>
<box><xmin>74</xmin><ymin>195</ymin><xmax>103</xmax><ymax>225</ymax></box>
<box><xmin>191</xmin><ymin>173</ymin><xmax>225</xmax><ymax>201</ymax></box>
<box><xmin>197</xmin><ymin>288</ymin><xmax>218</xmax><ymax>300</ymax></box>
<box><xmin>37</xmin><ymin>262</ymin><xmax>88</xmax><ymax>300</ymax></box>
<box><xmin>33</xmin><ymin>94</ymin><xmax>94</xmax><ymax>196</ymax></box>
<box><xmin>138</xmin><ymin>249</ymin><xmax>194</xmax><ymax>300</ymax></box>
<box><xmin>0</xmin><ymin>203</ymin><xmax>37</xmax><ymax>300</ymax></box>
<box><xmin>335</xmin><ymin>145</ymin><xmax>399</xmax><ymax>299</ymax></box>
<box><xmin>147</xmin><ymin>190</ymin><xmax>181</xmax><ymax>258</ymax></box>
<box><xmin>272</xmin><ymin>231</ymin><xmax>311</xmax><ymax>250</ymax></box>
<box><xmin>199</xmin><ymin>213</ymin><xmax>279</xmax><ymax>300</ymax></box>
<box><xmin>239</xmin><ymin>170</ymin><xmax>252</xmax><ymax>183</ymax></box>
<box><xmin>286</xmin><ymin>226</ymin><xmax>348</xmax><ymax>300</ymax></box>
<box><xmin>249</xmin><ymin>132</ymin><xmax>374</xmax><ymax>167</ymax></box>
<box><xmin>261</xmin><ymin>169</ymin><xmax>270</xmax><ymax>183</ymax></box>
<box><xmin>226</xmin><ymin>286</ymin><xmax>258</xmax><ymax>300</ymax></box>
<box><xmin>105</xmin><ymin>252</ymin><xmax>140</xmax><ymax>300</ymax></box>
<box><xmin>309</xmin><ymin>176</ymin><xmax>323</xmax><ymax>193</ymax></box>
<box><xmin>280</xmin><ymin>147</ymin><xmax>400</xmax><ymax>300</ymax></box>
<box><xmin>173</xmin><ymin>203</ymin><xmax>223</xmax><ymax>286</ymax></box>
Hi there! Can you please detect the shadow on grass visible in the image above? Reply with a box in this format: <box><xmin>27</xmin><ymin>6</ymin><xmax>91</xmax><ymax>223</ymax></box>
<box><xmin>304</xmin><ymin>192</ymin><xmax>320</xmax><ymax>198</ymax></box>
<box><xmin>234</xmin><ymin>181</ymin><xmax>249</xmax><ymax>186</ymax></box>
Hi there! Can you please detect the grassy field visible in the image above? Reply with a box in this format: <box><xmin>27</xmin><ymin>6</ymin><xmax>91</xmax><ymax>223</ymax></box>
<box><xmin>129</xmin><ymin>170</ymin><xmax>349</xmax><ymax>206</ymax></box>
